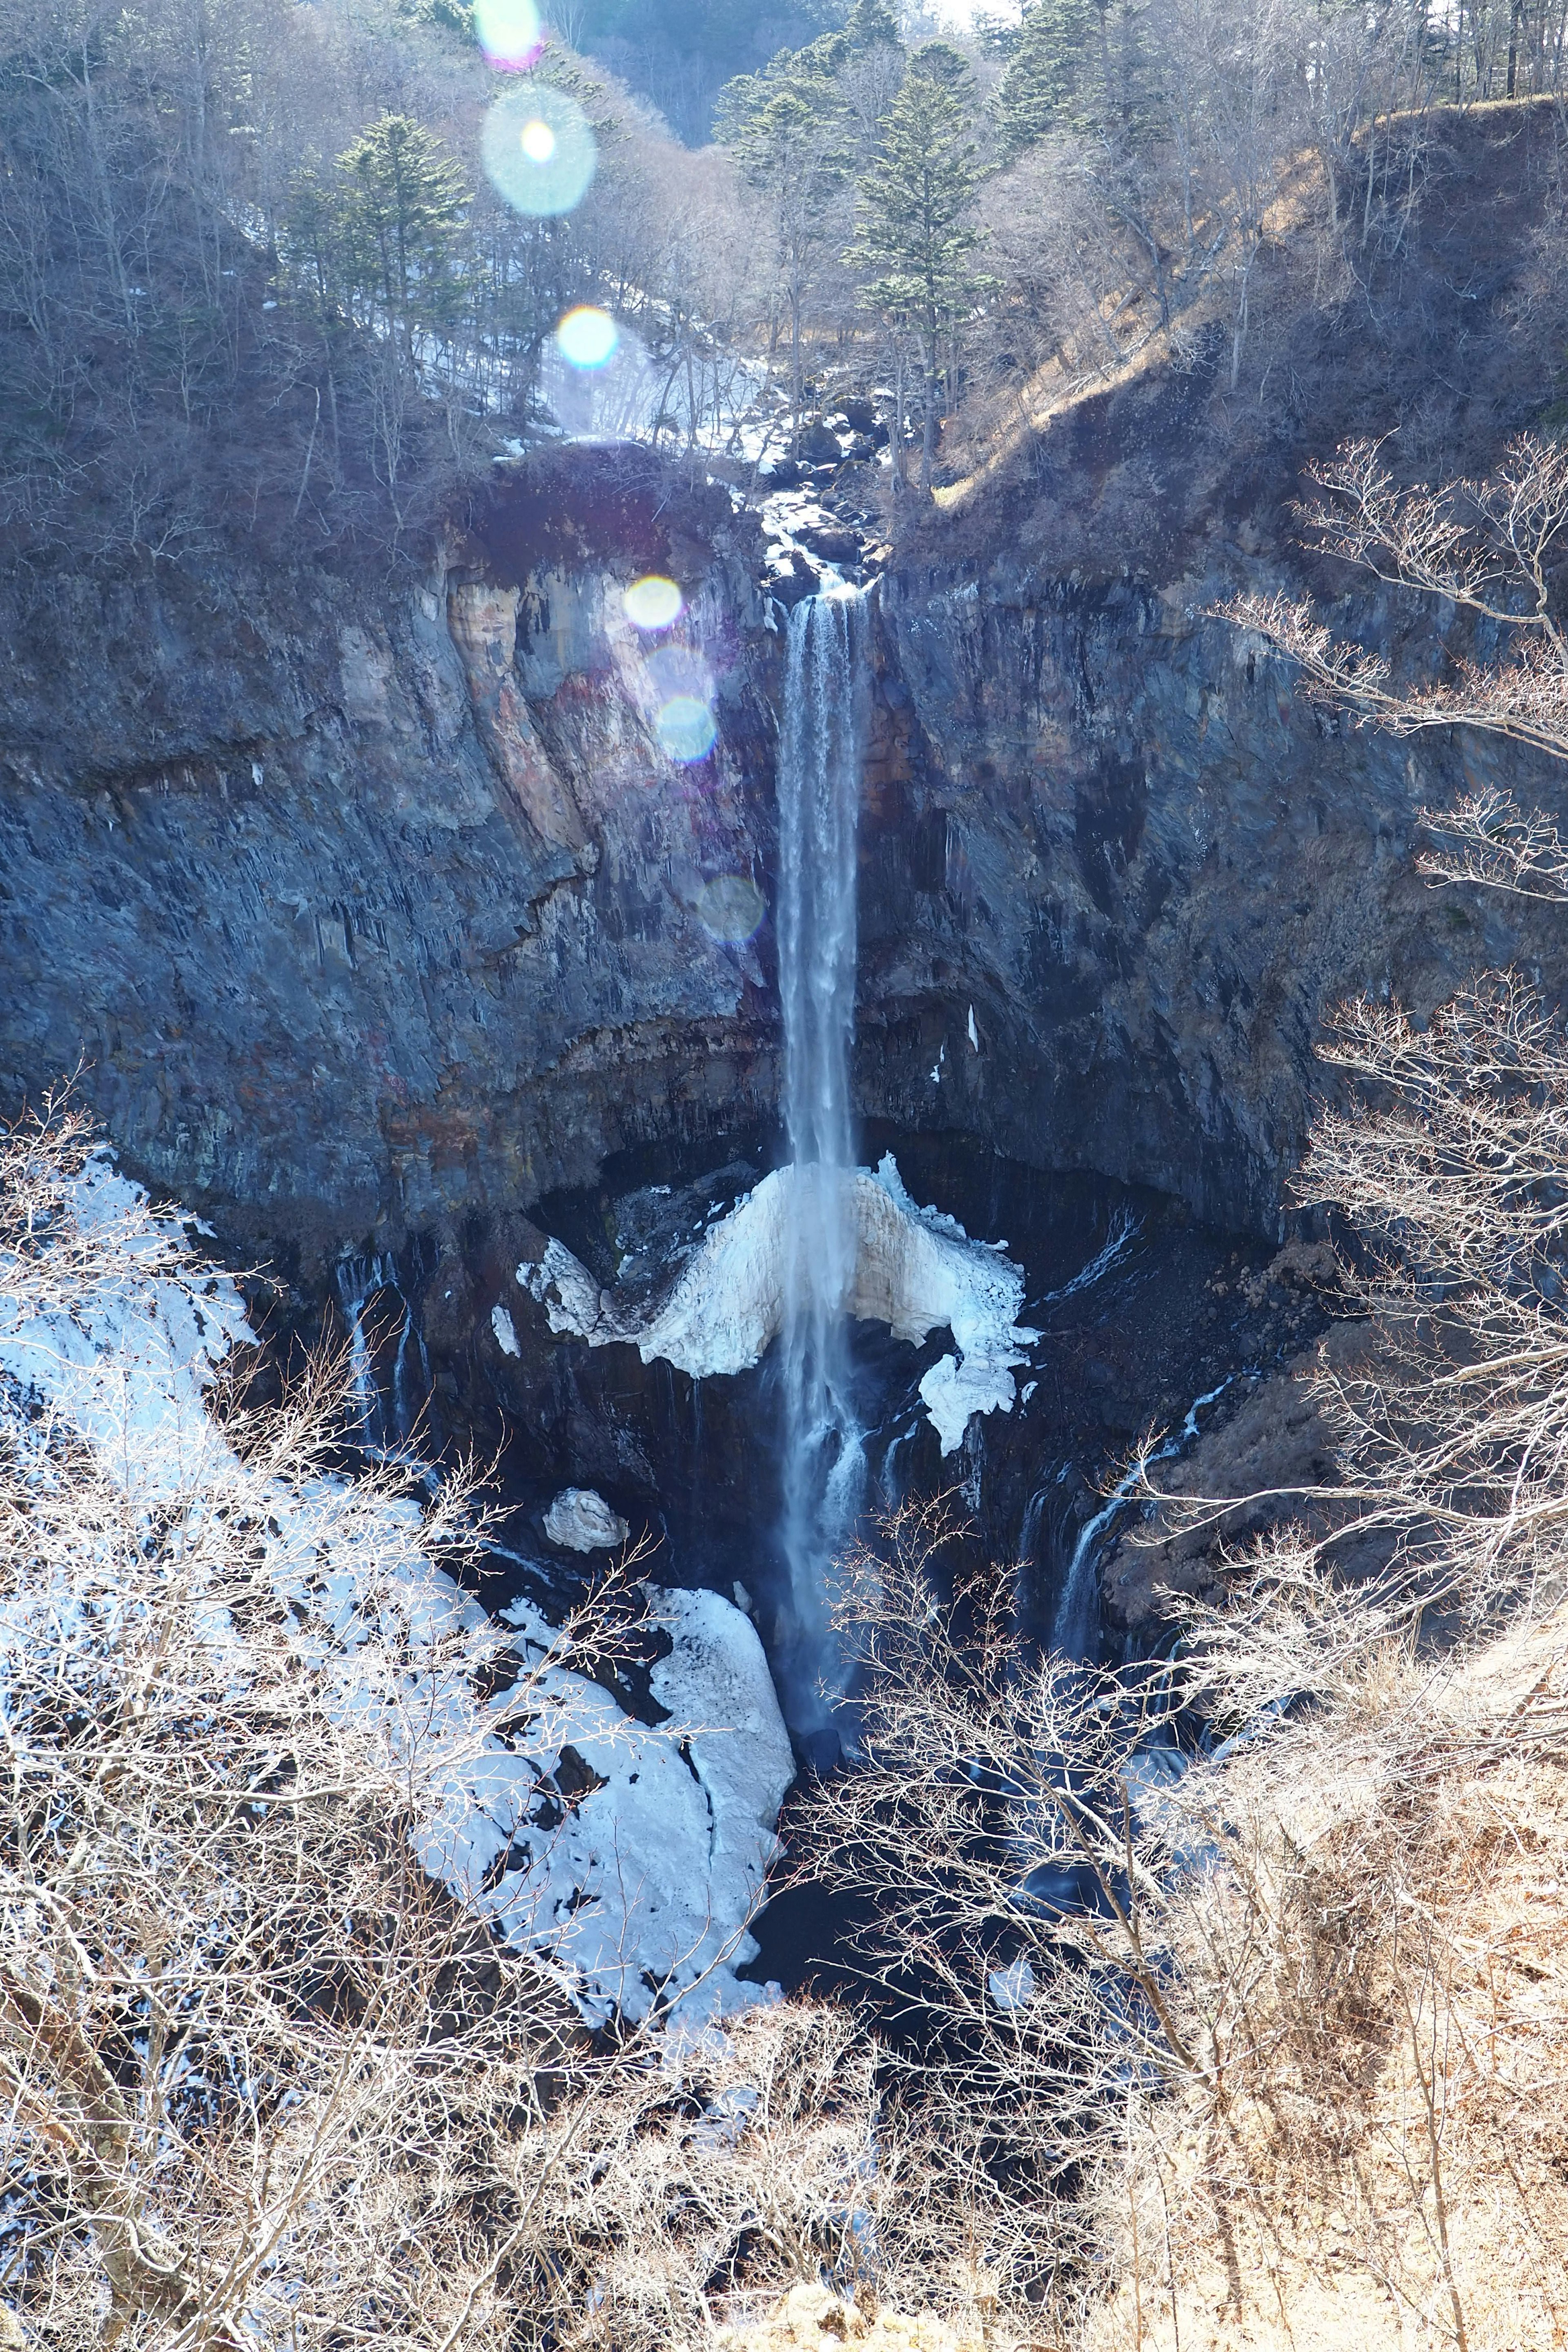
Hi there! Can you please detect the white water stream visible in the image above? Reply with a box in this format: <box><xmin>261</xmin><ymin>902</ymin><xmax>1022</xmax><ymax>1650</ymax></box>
<box><xmin>775</xmin><ymin>587</ymin><xmax>868</xmax><ymax>1740</ymax></box>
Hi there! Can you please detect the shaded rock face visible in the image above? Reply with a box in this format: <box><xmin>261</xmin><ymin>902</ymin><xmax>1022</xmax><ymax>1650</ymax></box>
<box><xmin>855</xmin><ymin>564</ymin><xmax>1568</xmax><ymax>1237</ymax></box>
<box><xmin>0</xmin><ymin>450</ymin><xmax>784</xmax><ymax>1270</ymax></box>
<box><xmin>4</xmin><ymin>450</ymin><xmax>1566</xmax><ymax>1482</ymax></box>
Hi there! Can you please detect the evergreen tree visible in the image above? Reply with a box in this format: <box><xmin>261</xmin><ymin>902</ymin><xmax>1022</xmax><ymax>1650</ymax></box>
<box><xmin>997</xmin><ymin>0</ymin><xmax>1098</xmax><ymax>154</ymax></box>
<box><xmin>848</xmin><ymin>47</ymin><xmax>986</xmax><ymax>490</ymax></box>
<box><xmin>716</xmin><ymin>41</ymin><xmax>853</xmax><ymax>423</ymax></box>
<box><xmin>997</xmin><ymin>0</ymin><xmax>1152</xmax><ymax>158</ymax></box>
<box><xmin>338</xmin><ymin>114</ymin><xmax>468</xmax><ymax>332</ymax></box>
<box><xmin>844</xmin><ymin>0</ymin><xmax>900</xmax><ymax>51</ymax></box>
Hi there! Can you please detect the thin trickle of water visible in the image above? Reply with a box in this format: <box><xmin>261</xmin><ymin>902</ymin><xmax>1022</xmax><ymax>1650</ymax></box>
<box><xmin>334</xmin><ymin>1250</ymin><xmax>431</xmax><ymax>1457</ymax></box>
<box><xmin>1049</xmin><ymin>1376</ymin><xmax>1234</xmax><ymax>1661</ymax></box>
<box><xmin>775</xmin><ymin>587</ymin><xmax>868</xmax><ymax>1744</ymax></box>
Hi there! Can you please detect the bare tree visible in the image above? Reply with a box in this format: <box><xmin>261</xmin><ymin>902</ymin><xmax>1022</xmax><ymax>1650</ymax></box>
<box><xmin>1226</xmin><ymin>434</ymin><xmax>1568</xmax><ymax>764</ymax></box>
<box><xmin>791</xmin><ymin>1499</ymin><xmax>1211</xmax><ymax>2336</ymax></box>
<box><xmin>0</xmin><ymin>1107</ymin><xmax>868</xmax><ymax>2350</ymax></box>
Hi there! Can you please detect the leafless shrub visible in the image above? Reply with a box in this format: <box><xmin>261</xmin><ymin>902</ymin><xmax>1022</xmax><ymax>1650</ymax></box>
<box><xmin>782</xmin><ymin>1462</ymin><xmax>1568</xmax><ymax>2347</ymax></box>
<box><xmin>789</xmin><ymin>1498</ymin><xmax>1210</xmax><ymax>2340</ymax></box>
<box><xmin>1084</xmin><ymin>1560</ymin><xmax>1568</xmax><ymax>2350</ymax></box>
<box><xmin>1223</xmin><ymin>434</ymin><xmax>1568</xmax><ymax>762</ymax></box>
<box><xmin>0</xmin><ymin>1105</ymin><xmax>872</xmax><ymax>2349</ymax></box>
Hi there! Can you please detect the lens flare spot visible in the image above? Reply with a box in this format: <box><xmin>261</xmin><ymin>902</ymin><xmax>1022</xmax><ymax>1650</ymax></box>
<box><xmin>473</xmin><ymin>0</ymin><xmax>544</xmax><ymax>69</ymax></box>
<box><xmin>540</xmin><ymin>316</ymin><xmax>657</xmax><ymax>441</ymax></box>
<box><xmin>624</xmin><ymin>574</ymin><xmax>683</xmax><ymax>629</ymax></box>
<box><xmin>557</xmin><ymin>305</ymin><xmax>618</xmax><ymax>368</ymax></box>
<box><xmin>696</xmin><ymin>874</ymin><xmax>765</xmax><ymax>942</ymax></box>
<box><xmin>657</xmin><ymin>697</ymin><xmax>717</xmax><ymax>764</ymax></box>
<box><xmin>483</xmin><ymin>83</ymin><xmax>596</xmax><ymax>217</ymax></box>
<box><xmin>645</xmin><ymin>646</ymin><xmax>712</xmax><ymax>703</ymax></box>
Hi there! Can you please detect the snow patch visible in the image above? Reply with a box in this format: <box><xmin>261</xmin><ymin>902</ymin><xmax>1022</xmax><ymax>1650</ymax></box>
<box><xmin>491</xmin><ymin>1302</ymin><xmax>520</xmax><ymax>1356</ymax></box>
<box><xmin>988</xmin><ymin>1956</ymin><xmax>1037</xmax><ymax>2012</ymax></box>
<box><xmin>2</xmin><ymin>1152</ymin><xmax>793</xmax><ymax>2027</ymax></box>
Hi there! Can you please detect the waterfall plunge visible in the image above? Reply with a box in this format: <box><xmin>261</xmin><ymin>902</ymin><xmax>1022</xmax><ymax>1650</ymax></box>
<box><xmin>776</xmin><ymin>587</ymin><xmax>868</xmax><ymax>1748</ymax></box>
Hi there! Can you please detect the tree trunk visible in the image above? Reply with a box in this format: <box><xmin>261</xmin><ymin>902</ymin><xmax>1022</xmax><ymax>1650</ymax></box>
<box><xmin>891</xmin><ymin>341</ymin><xmax>908</xmax><ymax>494</ymax></box>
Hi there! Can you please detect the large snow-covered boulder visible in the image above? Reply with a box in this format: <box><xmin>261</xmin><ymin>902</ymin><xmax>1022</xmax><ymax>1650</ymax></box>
<box><xmin>545</xmin><ymin>1486</ymin><xmax>630</xmax><ymax>1551</ymax></box>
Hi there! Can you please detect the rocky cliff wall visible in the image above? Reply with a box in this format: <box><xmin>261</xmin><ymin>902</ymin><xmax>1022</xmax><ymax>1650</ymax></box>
<box><xmin>0</xmin><ymin>453</ymin><xmax>784</xmax><ymax>1267</ymax></box>
<box><xmin>855</xmin><ymin>563</ymin><xmax>1568</xmax><ymax>1236</ymax></box>
<box><xmin>4</xmin><ymin>450</ymin><xmax>1564</xmax><ymax>1275</ymax></box>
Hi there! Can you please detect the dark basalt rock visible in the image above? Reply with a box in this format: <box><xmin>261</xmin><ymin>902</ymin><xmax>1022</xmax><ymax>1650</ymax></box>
<box><xmin>3</xmin><ymin>443</ymin><xmax>1565</xmax><ymax>1299</ymax></box>
<box><xmin>792</xmin><ymin>419</ymin><xmax>844</xmax><ymax>466</ymax></box>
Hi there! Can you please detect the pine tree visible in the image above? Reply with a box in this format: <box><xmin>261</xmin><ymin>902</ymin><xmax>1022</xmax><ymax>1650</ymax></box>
<box><xmin>338</xmin><ymin>114</ymin><xmax>468</xmax><ymax>332</ymax></box>
<box><xmin>844</xmin><ymin>0</ymin><xmax>901</xmax><ymax>52</ymax></box>
<box><xmin>716</xmin><ymin>45</ymin><xmax>852</xmax><ymax>423</ymax></box>
<box><xmin>848</xmin><ymin>48</ymin><xmax>986</xmax><ymax>491</ymax></box>
<box><xmin>997</xmin><ymin>0</ymin><xmax>1152</xmax><ymax>158</ymax></box>
<box><xmin>997</xmin><ymin>0</ymin><xmax>1099</xmax><ymax>154</ymax></box>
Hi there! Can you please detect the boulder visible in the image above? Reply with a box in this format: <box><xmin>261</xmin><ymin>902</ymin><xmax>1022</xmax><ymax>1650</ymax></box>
<box><xmin>792</xmin><ymin>417</ymin><xmax>843</xmax><ymax>465</ymax></box>
<box><xmin>544</xmin><ymin>1487</ymin><xmax>630</xmax><ymax>1552</ymax></box>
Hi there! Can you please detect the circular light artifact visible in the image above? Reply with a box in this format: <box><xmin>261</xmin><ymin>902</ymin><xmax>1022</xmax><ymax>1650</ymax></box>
<box><xmin>483</xmin><ymin>82</ymin><xmax>596</xmax><ymax>217</ymax></box>
<box><xmin>696</xmin><ymin>874</ymin><xmax>765</xmax><ymax>942</ymax></box>
<box><xmin>624</xmin><ymin>574</ymin><xmax>682</xmax><ymax>630</ymax></box>
<box><xmin>645</xmin><ymin>645</ymin><xmax>712</xmax><ymax>704</ymax></box>
<box><xmin>556</xmin><ymin>305</ymin><xmax>618</xmax><ymax>368</ymax></box>
<box><xmin>540</xmin><ymin>318</ymin><xmax>657</xmax><ymax>441</ymax></box>
<box><xmin>473</xmin><ymin>0</ymin><xmax>544</xmax><ymax>70</ymax></box>
<box><xmin>657</xmin><ymin>697</ymin><xmax>717</xmax><ymax>764</ymax></box>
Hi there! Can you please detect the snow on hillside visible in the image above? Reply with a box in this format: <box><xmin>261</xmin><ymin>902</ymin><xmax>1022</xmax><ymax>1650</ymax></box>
<box><xmin>0</xmin><ymin>1152</ymin><xmax>793</xmax><ymax>2025</ymax></box>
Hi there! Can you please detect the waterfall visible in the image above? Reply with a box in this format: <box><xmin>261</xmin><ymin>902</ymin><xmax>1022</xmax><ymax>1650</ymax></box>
<box><xmin>333</xmin><ymin>1249</ymin><xmax>432</xmax><ymax>1459</ymax></box>
<box><xmin>775</xmin><ymin>587</ymin><xmax>868</xmax><ymax>1747</ymax></box>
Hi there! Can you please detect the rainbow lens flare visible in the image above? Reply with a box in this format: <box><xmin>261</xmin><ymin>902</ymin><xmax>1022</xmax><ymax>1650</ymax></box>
<box><xmin>483</xmin><ymin>83</ymin><xmax>595</xmax><ymax>217</ymax></box>
<box><xmin>696</xmin><ymin>874</ymin><xmax>765</xmax><ymax>942</ymax></box>
<box><xmin>656</xmin><ymin>697</ymin><xmax>717</xmax><ymax>763</ymax></box>
<box><xmin>474</xmin><ymin>0</ymin><xmax>544</xmax><ymax>70</ymax></box>
<box><xmin>556</xmin><ymin>306</ymin><xmax>618</xmax><ymax>367</ymax></box>
<box><xmin>624</xmin><ymin>575</ymin><xmax>682</xmax><ymax>629</ymax></box>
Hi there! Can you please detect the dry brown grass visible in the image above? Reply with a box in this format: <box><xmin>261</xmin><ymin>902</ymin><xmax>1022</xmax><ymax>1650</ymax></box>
<box><xmin>1087</xmin><ymin>1606</ymin><xmax>1568</xmax><ymax>2352</ymax></box>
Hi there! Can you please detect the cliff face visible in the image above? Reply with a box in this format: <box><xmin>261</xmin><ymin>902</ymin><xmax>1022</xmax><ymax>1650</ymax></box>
<box><xmin>0</xmin><ymin>452</ymin><xmax>783</xmax><ymax>1268</ymax></box>
<box><xmin>856</xmin><ymin>563</ymin><xmax>1562</xmax><ymax>1236</ymax></box>
<box><xmin>2</xmin><ymin>450</ymin><xmax>1561</xmax><ymax>1276</ymax></box>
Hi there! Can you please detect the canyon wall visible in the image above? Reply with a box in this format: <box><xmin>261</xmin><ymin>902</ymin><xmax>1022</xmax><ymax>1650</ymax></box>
<box><xmin>3</xmin><ymin>448</ymin><xmax>1562</xmax><ymax>1277</ymax></box>
<box><xmin>857</xmin><ymin>558</ymin><xmax>1564</xmax><ymax>1234</ymax></box>
<box><xmin>0</xmin><ymin>454</ymin><xmax>782</xmax><ymax>1266</ymax></box>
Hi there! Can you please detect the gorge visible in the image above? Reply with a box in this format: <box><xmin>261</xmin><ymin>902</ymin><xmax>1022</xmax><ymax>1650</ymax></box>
<box><xmin>11</xmin><ymin>355</ymin><xmax>1568</xmax><ymax>2352</ymax></box>
<box><xmin>10</xmin><ymin>0</ymin><xmax>1568</xmax><ymax>2313</ymax></box>
<box><xmin>4</xmin><ymin>436</ymin><xmax>1563</xmax><ymax>1679</ymax></box>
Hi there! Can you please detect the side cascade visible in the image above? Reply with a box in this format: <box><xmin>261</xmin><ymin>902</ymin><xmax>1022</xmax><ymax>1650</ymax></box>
<box><xmin>775</xmin><ymin>586</ymin><xmax>869</xmax><ymax>1750</ymax></box>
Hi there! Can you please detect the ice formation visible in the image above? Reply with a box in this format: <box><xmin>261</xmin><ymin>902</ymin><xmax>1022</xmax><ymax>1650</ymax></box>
<box><xmin>521</xmin><ymin>1153</ymin><xmax>1038</xmax><ymax>1455</ymax></box>
<box><xmin>0</xmin><ymin>1154</ymin><xmax>793</xmax><ymax>2025</ymax></box>
<box><xmin>544</xmin><ymin>1485</ymin><xmax>630</xmax><ymax>1552</ymax></box>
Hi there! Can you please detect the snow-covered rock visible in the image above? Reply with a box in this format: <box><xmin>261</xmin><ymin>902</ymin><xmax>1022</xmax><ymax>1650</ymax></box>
<box><xmin>522</xmin><ymin>1153</ymin><xmax>1038</xmax><ymax>1454</ymax></box>
<box><xmin>1</xmin><ymin>1152</ymin><xmax>793</xmax><ymax>2026</ymax></box>
<box><xmin>544</xmin><ymin>1486</ymin><xmax>629</xmax><ymax>1552</ymax></box>
<box><xmin>441</xmin><ymin>1581</ymin><xmax>794</xmax><ymax>2022</ymax></box>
